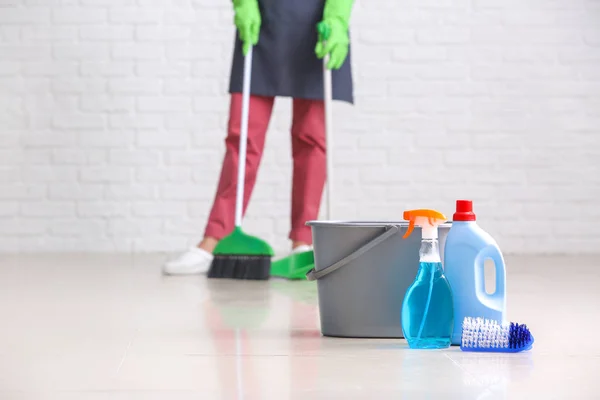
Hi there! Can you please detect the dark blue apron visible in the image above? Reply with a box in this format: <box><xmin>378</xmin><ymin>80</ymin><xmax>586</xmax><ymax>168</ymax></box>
<box><xmin>228</xmin><ymin>0</ymin><xmax>354</xmax><ymax>104</ymax></box>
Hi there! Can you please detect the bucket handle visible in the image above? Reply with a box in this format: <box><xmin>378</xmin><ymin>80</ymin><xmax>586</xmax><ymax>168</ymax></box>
<box><xmin>306</xmin><ymin>225</ymin><xmax>400</xmax><ymax>281</ymax></box>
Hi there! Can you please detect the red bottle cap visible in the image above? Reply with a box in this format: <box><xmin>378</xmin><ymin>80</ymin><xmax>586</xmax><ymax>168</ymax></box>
<box><xmin>453</xmin><ymin>200</ymin><xmax>476</xmax><ymax>221</ymax></box>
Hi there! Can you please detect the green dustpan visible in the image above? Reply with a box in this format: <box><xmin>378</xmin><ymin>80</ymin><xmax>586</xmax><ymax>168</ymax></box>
<box><xmin>270</xmin><ymin>250</ymin><xmax>315</xmax><ymax>280</ymax></box>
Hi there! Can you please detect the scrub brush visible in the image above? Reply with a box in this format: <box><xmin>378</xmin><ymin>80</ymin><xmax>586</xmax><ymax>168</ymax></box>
<box><xmin>460</xmin><ymin>317</ymin><xmax>534</xmax><ymax>353</ymax></box>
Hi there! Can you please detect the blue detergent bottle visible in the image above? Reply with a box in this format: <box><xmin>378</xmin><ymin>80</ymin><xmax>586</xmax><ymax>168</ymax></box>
<box><xmin>444</xmin><ymin>200</ymin><xmax>507</xmax><ymax>345</ymax></box>
<box><xmin>401</xmin><ymin>209</ymin><xmax>454</xmax><ymax>349</ymax></box>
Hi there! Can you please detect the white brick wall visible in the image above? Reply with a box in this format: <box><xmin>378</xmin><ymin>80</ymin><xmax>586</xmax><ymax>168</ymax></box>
<box><xmin>1</xmin><ymin>0</ymin><xmax>600</xmax><ymax>254</ymax></box>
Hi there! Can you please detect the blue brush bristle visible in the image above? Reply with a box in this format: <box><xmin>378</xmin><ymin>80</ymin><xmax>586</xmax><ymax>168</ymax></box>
<box><xmin>460</xmin><ymin>317</ymin><xmax>534</xmax><ymax>353</ymax></box>
<box><xmin>509</xmin><ymin>322</ymin><xmax>533</xmax><ymax>350</ymax></box>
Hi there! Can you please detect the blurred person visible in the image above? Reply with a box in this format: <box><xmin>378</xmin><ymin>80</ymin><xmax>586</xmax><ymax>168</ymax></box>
<box><xmin>163</xmin><ymin>0</ymin><xmax>355</xmax><ymax>275</ymax></box>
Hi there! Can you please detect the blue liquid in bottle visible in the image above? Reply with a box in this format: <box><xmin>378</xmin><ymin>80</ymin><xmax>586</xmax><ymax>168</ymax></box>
<box><xmin>401</xmin><ymin>239</ymin><xmax>454</xmax><ymax>349</ymax></box>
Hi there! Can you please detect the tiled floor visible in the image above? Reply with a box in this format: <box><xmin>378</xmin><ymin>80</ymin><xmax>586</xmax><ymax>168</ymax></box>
<box><xmin>0</xmin><ymin>254</ymin><xmax>598</xmax><ymax>399</ymax></box>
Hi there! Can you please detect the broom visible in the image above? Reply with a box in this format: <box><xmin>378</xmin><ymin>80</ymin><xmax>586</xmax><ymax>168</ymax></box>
<box><xmin>207</xmin><ymin>45</ymin><xmax>275</xmax><ymax>280</ymax></box>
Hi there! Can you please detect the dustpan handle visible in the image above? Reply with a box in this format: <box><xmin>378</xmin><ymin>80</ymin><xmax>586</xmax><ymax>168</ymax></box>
<box><xmin>306</xmin><ymin>225</ymin><xmax>400</xmax><ymax>281</ymax></box>
<box><xmin>323</xmin><ymin>53</ymin><xmax>333</xmax><ymax>220</ymax></box>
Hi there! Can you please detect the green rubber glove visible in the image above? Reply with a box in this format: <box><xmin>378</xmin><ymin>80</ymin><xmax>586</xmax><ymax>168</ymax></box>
<box><xmin>232</xmin><ymin>0</ymin><xmax>261</xmax><ymax>56</ymax></box>
<box><xmin>315</xmin><ymin>0</ymin><xmax>354</xmax><ymax>70</ymax></box>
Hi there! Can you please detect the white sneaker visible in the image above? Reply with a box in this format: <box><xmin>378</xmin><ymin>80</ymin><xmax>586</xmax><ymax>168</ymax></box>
<box><xmin>163</xmin><ymin>247</ymin><xmax>214</xmax><ymax>275</ymax></box>
<box><xmin>292</xmin><ymin>245</ymin><xmax>313</xmax><ymax>254</ymax></box>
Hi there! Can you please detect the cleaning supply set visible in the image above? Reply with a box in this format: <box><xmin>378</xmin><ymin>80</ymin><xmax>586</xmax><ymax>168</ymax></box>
<box><xmin>208</xmin><ymin>1</ymin><xmax>528</xmax><ymax>348</ymax></box>
<box><xmin>307</xmin><ymin>200</ymin><xmax>533</xmax><ymax>352</ymax></box>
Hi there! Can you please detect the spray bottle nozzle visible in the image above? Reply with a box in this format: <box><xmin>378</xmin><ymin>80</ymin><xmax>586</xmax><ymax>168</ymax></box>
<box><xmin>403</xmin><ymin>209</ymin><xmax>447</xmax><ymax>239</ymax></box>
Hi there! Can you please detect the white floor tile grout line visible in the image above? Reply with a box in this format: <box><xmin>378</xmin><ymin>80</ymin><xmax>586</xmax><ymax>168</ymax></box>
<box><xmin>116</xmin><ymin>332</ymin><xmax>136</xmax><ymax>375</ymax></box>
<box><xmin>443</xmin><ymin>352</ymin><xmax>499</xmax><ymax>399</ymax></box>
<box><xmin>443</xmin><ymin>352</ymin><xmax>482</xmax><ymax>386</ymax></box>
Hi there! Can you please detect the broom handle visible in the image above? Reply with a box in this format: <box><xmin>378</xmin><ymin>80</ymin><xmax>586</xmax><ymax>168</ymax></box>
<box><xmin>323</xmin><ymin>54</ymin><xmax>333</xmax><ymax>220</ymax></box>
<box><xmin>235</xmin><ymin>45</ymin><xmax>252</xmax><ymax>228</ymax></box>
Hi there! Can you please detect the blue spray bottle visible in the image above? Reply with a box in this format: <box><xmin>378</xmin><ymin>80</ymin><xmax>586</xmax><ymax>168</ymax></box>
<box><xmin>401</xmin><ymin>209</ymin><xmax>454</xmax><ymax>349</ymax></box>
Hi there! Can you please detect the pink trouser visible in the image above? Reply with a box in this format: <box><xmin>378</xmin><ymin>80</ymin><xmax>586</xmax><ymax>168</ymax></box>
<box><xmin>204</xmin><ymin>94</ymin><xmax>326</xmax><ymax>245</ymax></box>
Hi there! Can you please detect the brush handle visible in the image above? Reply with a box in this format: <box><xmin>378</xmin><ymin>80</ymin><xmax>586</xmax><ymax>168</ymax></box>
<box><xmin>323</xmin><ymin>54</ymin><xmax>333</xmax><ymax>220</ymax></box>
<box><xmin>235</xmin><ymin>45</ymin><xmax>252</xmax><ymax>228</ymax></box>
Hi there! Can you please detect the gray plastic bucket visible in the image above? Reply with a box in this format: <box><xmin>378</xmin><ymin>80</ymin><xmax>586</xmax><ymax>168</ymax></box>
<box><xmin>306</xmin><ymin>221</ymin><xmax>451</xmax><ymax>338</ymax></box>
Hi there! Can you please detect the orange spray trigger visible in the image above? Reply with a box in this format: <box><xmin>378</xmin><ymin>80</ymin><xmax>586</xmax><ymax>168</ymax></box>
<box><xmin>403</xmin><ymin>219</ymin><xmax>416</xmax><ymax>239</ymax></box>
<box><xmin>402</xmin><ymin>209</ymin><xmax>447</xmax><ymax>239</ymax></box>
